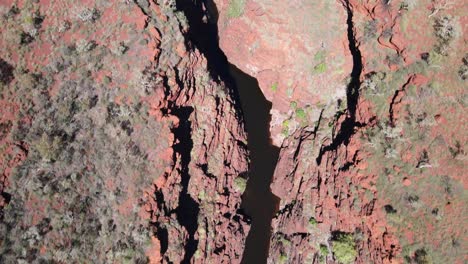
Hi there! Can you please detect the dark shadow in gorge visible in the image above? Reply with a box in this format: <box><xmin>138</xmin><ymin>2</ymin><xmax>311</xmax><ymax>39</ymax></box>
<box><xmin>316</xmin><ymin>0</ymin><xmax>364</xmax><ymax>165</ymax></box>
<box><xmin>229</xmin><ymin>64</ymin><xmax>280</xmax><ymax>264</ymax></box>
<box><xmin>174</xmin><ymin>0</ymin><xmax>279</xmax><ymax>263</ymax></box>
<box><xmin>175</xmin><ymin>0</ymin><xmax>230</xmax><ymax>81</ymax></box>
<box><xmin>172</xmin><ymin>107</ymin><xmax>199</xmax><ymax>264</ymax></box>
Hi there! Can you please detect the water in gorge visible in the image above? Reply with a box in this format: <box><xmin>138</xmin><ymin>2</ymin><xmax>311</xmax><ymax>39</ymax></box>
<box><xmin>228</xmin><ymin>64</ymin><xmax>280</xmax><ymax>264</ymax></box>
<box><xmin>172</xmin><ymin>0</ymin><xmax>280</xmax><ymax>261</ymax></box>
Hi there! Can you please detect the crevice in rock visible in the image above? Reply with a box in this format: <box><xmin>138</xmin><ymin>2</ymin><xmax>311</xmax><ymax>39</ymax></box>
<box><xmin>171</xmin><ymin>106</ymin><xmax>199</xmax><ymax>264</ymax></box>
<box><xmin>174</xmin><ymin>0</ymin><xmax>231</xmax><ymax>81</ymax></box>
<box><xmin>155</xmin><ymin>226</ymin><xmax>169</xmax><ymax>254</ymax></box>
<box><xmin>316</xmin><ymin>0</ymin><xmax>364</xmax><ymax>165</ymax></box>
<box><xmin>389</xmin><ymin>75</ymin><xmax>413</xmax><ymax>126</ymax></box>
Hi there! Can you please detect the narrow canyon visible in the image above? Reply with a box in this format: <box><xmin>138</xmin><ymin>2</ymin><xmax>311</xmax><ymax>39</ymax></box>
<box><xmin>0</xmin><ymin>0</ymin><xmax>466</xmax><ymax>263</ymax></box>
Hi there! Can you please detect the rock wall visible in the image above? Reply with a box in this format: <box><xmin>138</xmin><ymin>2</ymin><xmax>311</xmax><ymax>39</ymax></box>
<box><xmin>0</xmin><ymin>0</ymin><xmax>466</xmax><ymax>263</ymax></box>
<box><xmin>216</xmin><ymin>0</ymin><xmax>466</xmax><ymax>263</ymax></box>
<box><xmin>0</xmin><ymin>0</ymin><xmax>249</xmax><ymax>263</ymax></box>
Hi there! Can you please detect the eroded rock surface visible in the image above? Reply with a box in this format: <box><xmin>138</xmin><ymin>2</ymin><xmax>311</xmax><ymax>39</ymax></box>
<box><xmin>0</xmin><ymin>0</ymin><xmax>249</xmax><ymax>263</ymax></box>
<box><xmin>216</xmin><ymin>0</ymin><xmax>466</xmax><ymax>263</ymax></box>
<box><xmin>215</xmin><ymin>0</ymin><xmax>353</xmax><ymax>145</ymax></box>
<box><xmin>0</xmin><ymin>0</ymin><xmax>466</xmax><ymax>263</ymax></box>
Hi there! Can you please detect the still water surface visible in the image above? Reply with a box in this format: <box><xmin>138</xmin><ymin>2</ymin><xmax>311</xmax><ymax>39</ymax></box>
<box><xmin>228</xmin><ymin>64</ymin><xmax>280</xmax><ymax>264</ymax></box>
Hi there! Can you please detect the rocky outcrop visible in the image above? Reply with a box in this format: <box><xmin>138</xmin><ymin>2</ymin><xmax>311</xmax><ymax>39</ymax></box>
<box><xmin>216</xmin><ymin>0</ymin><xmax>466</xmax><ymax>263</ymax></box>
<box><xmin>214</xmin><ymin>0</ymin><xmax>355</xmax><ymax>146</ymax></box>
<box><xmin>1</xmin><ymin>0</ymin><xmax>466</xmax><ymax>263</ymax></box>
<box><xmin>0</xmin><ymin>0</ymin><xmax>249</xmax><ymax>263</ymax></box>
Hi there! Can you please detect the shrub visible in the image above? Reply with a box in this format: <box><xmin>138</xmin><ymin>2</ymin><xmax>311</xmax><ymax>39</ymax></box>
<box><xmin>309</xmin><ymin>217</ymin><xmax>318</xmax><ymax>226</ymax></box>
<box><xmin>313</xmin><ymin>50</ymin><xmax>327</xmax><ymax>74</ymax></box>
<box><xmin>227</xmin><ymin>0</ymin><xmax>245</xmax><ymax>18</ymax></box>
<box><xmin>290</xmin><ymin>101</ymin><xmax>297</xmax><ymax>109</ymax></box>
<box><xmin>34</xmin><ymin>134</ymin><xmax>63</xmax><ymax>161</ymax></box>
<box><xmin>458</xmin><ymin>54</ymin><xmax>468</xmax><ymax>80</ymax></box>
<box><xmin>448</xmin><ymin>140</ymin><xmax>463</xmax><ymax>158</ymax></box>
<box><xmin>414</xmin><ymin>248</ymin><xmax>431</xmax><ymax>264</ymax></box>
<box><xmin>332</xmin><ymin>233</ymin><xmax>357</xmax><ymax>264</ymax></box>
<box><xmin>281</xmin><ymin>119</ymin><xmax>290</xmax><ymax>136</ymax></box>
<box><xmin>319</xmin><ymin>244</ymin><xmax>329</xmax><ymax>263</ymax></box>
<box><xmin>271</xmin><ymin>82</ymin><xmax>278</xmax><ymax>92</ymax></box>
<box><xmin>0</xmin><ymin>58</ymin><xmax>14</xmax><ymax>85</ymax></box>
<box><xmin>433</xmin><ymin>16</ymin><xmax>457</xmax><ymax>55</ymax></box>
<box><xmin>20</xmin><ymin>32</ymin><xmax>34</xmax><ymax>45</ymax></box>
<box><xmin>363</xmin><ymin>19</ymin><xmax>378</xmax><ymax>41</ymax></box>
<box><xmin>320</xmin><ymin>244</ymin><xmax>329</xmax><ymax>256</ymax></box>
<box><xmin>313</xmin><ymin>62</ymin><xmax>327</xmax><ymax>74</ymax></box>
<box><xmin>384</xmin><ymin>204</ymin><xmax>397</xmax><ymax>214</ymax></box>
<box><xmin>279</xmin><ymin>253</ymin><xmax>288</xmax><ymax>264</ymax></box>
<box><xmin>314</xmin><ymin>50</ymin><xmax>326</xmax><ymax>62</ymax></box>
<box><xmin>295</xmin><ymin>108</ymin><xmax>307</xmax><ymax>121</ymax></box>
<box><xmin>233</xmin><ymin>176</ymin><xmax>247</xmax><ymax>193</ymax></box>
<box><xmin>77</xmin><ymin>8</ymin><xmax>100</xmax><ymax>22</ymax></box>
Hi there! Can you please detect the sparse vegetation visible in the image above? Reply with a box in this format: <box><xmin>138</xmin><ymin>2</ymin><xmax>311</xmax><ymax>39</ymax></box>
<box><xmin>281</xmin><ymin>119</ymin><xmax>290</xmax><ymax>136</ymax></box>
<box><xmin>458</xmin><ymin>54</ymin><xmax>468</xmax><ymax>80</ymax></box>
<box><xmin>234</xmin><ymin>176</ymin><xmax>247</xmax><ymax>193</ymax></box>
<box><xmin>271</xmin><ymin>82</ymin><xmax>278</xmax><ymax>92</ymax></box>
<box><xmin>314</xmin><ymin>50</ymin><xmax>326</xmax><ymax>62</ymax></box>
<box><xmin>313</xmin><ymin>62</ymin><xmax>327</xmax><ymax>74</ymax></box>
<box><xmin>279</xmin><ymin>253</ymin><xmax>288</xmax><ymax>264</ymax></box>
<box><xmin>77</xmin><ymin>7</ymin><xmax>100</xmax><ymax>22</ymax></box>
<box><xmin>363</xmin><ymin>19</ymin><xmax>378</xmax><ymax>41</ymax></box>
<box><xmin>295</xmin><ymin>108</ymin><xmax>306</xmax><ymax>120</ymax></box>
<box><xmin>331</xmin><ymin>233</ymin><xmax>357</xmax><ymax>264</ymax></box>
<box><xmin>320</xmin><ymin>244</ymin><xmax>329</xmax><ymax>256</ymax></box>
<box><xmin>313</xmin><ymin>50</ymin><xmax>327</xmax><ymax>74</ymax></box>
<box><xmin>428</xmin><ymin>0</ymin><xmax>454</xmax><ymax>18</ymax></box>
<box><xmin>0</xmin><ymin>2</ymin><xmax>167</xmax><ymax>261</ymax></box>
<box><xmin>309</xmin><ymin>217</ymin><xmax>317</xmax><ymax>226</ymax></box>
<box><xmin>0</xmin><ymin>58</ymin><xmax>14</xmax><ymax>85</ymax></box>
<box><xmin>433</xmin><ymin>15</ymin><xmax>457</xmax><ymax>55</ymax></box>
<box><xmin>227</xmin><ymin>0</ymin><xmax>245</xmax><ymax>19</ymax></box>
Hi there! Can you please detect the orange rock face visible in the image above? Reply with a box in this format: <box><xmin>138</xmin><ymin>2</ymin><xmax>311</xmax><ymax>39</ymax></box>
<box><xmin>0</xmin><ymin>0</ymin><xmax>250</xmax><ymax>263</ymax></box>
<box><xmin>215</xmin><ymin>0</ymin><xmax>354</xmax><ymax>145</ymax></box>
<box><xmin>214</xmin><ymin>0</ymin><xmax>466</xmax><ymax>263</ymax></box>
<box><xmin>0</xmin><ymin>0</ymin><xmax>466</xmax><ymax>263</ymax></box>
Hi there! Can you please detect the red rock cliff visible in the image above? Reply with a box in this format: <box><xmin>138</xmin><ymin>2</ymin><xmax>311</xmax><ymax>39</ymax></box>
<box><xmin>215</xmin><ymin>0</ymin><xmax>467</xmax><ymax>263</ymax></box>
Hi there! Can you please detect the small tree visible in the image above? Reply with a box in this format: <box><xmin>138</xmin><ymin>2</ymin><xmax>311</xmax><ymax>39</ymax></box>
<box><xmin>332</xmin><ymin>233</ymin><xmax>357</xmax><ymax>264</ymax></box>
